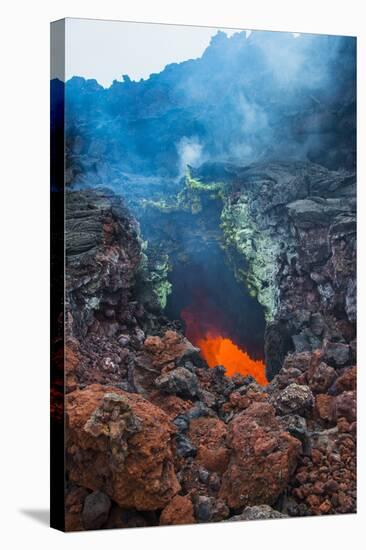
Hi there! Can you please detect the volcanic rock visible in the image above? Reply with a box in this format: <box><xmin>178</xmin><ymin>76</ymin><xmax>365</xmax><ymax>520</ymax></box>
<box><xmin>155</xmin><ymin>366</ymin><xmax>199</xmax><ymax>399</ymax></box>
<box><xmin>193</xmin><ymin>496</ymin><xmax>229</xmax><ymax>523</ymax></box>
<box><xmin>278</xmin><ymin>414</ymin><xmax>310</xmax><ymax>454</ymax></box>
<box><xmin>290</xmin><ymin>422</ymin><xmax>356</xmax><ymax>515</ymax></box>
<box><xmin>219</xmin><ymin>402</ymin><xmax>301</xmax><ymax>509</ymax></box>
<box><xmin>315</xmin><ymin>394</ymin><xmax>335</xmax><ymax>423</ymax></box>
<box><xmin>65</xmin><ymin>343</ymin><xmax>80</xmax><ymax>393</ymax></box>
<box><xmin>66</xmin><ymin>384</ymin><xmax>180</xmax><ymax>510</ymax></box>
<box><xmin>323</xmin><ymin>341</ymin><xmax>350</xmax><ymax>367</ymax></box>
<box><xmin>334</xmin><ymin>391</ymin><xmax>356</xmax><ymax>422</ymax></box>
<box><xmin>82</xmin><ymin>490</ymin><xmax>111</xmax><ymax>530</ymax></box>
<box><xmin>105</xmin><ymin>506</ymin><xmax>159</xmax><ymax>529</ymax></box>
<box><xmin>270</xmin><ymin>383</ymin><xmax>314</xmax><ymax>417</ymax></box>
<box><xmin>160</xmin><ymin>495</ymin><xmax>195</xmax><ymax>526</ymax></box>
<box><xmin>174</xmin><ymin>434</ymin><xmax>197</xmax><ymax>458</ymax></box>
<box><xmin>306</xmin><ymin>361</ymin><xmax>337</xmax><ymax>394</ymax></box>
<box><xmin>227</xmin><ymin>505</ymin><xmax>288</xmax><ymax>521</ymax></box>
<box><xmin>66</xmin><ymin>190</ymin><xmax>141</xmax><ymax>341</ymax></box>
<box><xmin>61</xmin><ymin>182</ymin><xmax>356</xmax><ymax>526</ymax></box>
<box><xmin>144</xmin><ymin>330</ymin><xmax>198</xmax><ymax>369</ymax></box>
<box><xmin>65</xmin><ymin>485</ymin><xmax>89</xmax><ymax>531</ymax></box>
<box><xmin>334</xmin><ymin>366</ymin><xmax>356</xmax><ymax>393</ymax></box>
<box><xmin>188</xmin><ymin>416</ymin><xmax>230</xmax><ymax>474</ymax></box>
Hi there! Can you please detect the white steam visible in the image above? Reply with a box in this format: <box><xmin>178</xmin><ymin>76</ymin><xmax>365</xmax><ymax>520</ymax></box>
<box><xmin>177</xmin><ymin>136</ymin><xmax>204</xmax><ymax>177</ymax></box>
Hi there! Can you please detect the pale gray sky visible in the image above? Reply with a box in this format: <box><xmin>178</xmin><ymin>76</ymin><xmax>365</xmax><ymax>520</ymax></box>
<box><xmin>64</xmin><ymin>18</ymin><xmax>241</xmax><ymax>87</ymax></box>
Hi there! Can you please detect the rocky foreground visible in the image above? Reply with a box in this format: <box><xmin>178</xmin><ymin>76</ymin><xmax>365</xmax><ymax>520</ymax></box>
<box><xmin>63</xmin><ymin>161</ymin><xmax>356</xmax><ymax>530</ymax></box>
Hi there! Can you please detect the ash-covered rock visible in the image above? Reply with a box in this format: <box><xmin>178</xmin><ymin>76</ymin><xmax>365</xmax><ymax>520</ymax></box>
<box><xmin>270</xmin><ymin>383</ymin><xmax>314</xmax><ymax>417</ymax></box>
<box><xmin>227</xmin><ymin>505</ymin><xmax>288</xmax><ymax>521</ymax></box>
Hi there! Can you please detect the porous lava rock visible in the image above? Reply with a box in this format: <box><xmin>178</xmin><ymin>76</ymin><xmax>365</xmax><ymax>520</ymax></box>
<box><xmin>270</xmin><ymin>383</ymin><xmax>314</xmax><ymax>417</ymax></box>
<box><xmin>188</xmin><ymin>416</ymin><xmax>230</xmax><ymax>474</ymax></box>
<box><xmin>66</xmin><ymin>384</ymin><xmax>180</xmax><ymax>510</ymax></box>
<box><xmin>144</xmin><ymin>330</ymin><xmax>198</xmax><ymax>369</ymax></box>
<box><xmin>155</xmin><ymin>366</ymin><xmax>199</xmax><ymax>399</ymax></box>
<box><xmin>219</xmin><ymin>402</ymin><xmax>301</xmax><ymax>509</ymax></box>
<box><xmin>227</xmin><ymin>505</ymin><xmax>288</xmax><ymax>521</ymax></box>
<box><xmin>159</xmin><ymin>495</ymin><xmax>195</xmax><ymax>525</ymax></box>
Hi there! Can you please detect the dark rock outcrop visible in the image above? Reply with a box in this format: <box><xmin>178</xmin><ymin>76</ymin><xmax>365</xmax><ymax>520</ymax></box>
<box><xmin>192</xmin><ymin>160</ymin><xmax>356</xmax><ymax>385</ymax></box>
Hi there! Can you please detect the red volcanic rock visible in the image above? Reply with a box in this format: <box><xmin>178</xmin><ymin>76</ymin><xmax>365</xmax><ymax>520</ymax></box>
<box><xmin>159</xmin><ymin>495</ymin><xmax>195</xmax><ymax>525</ymax></box>
<box><xmin>188</xmin><ymin>417</ymin><xmax>230</xmax><ymax>474</ymax></box>
<box><xmin>229</xmin><ymin>392</ymin><xmax>251</xmax><ymax>410</ymax></box>
<box><xmin>219</xmin><ymin>402</ymin><xmax>301</xmax><ymax>509</ymax></box>
<box><xmin>65</xmin><ymin>342</ymin><xmax>80</xmax><ymax>393</ymax></box>
<box><xmin>315</xmin><ymin>394</ymin><xmax>335</xmax><ymax>423</ymax></box>
<box><xmin>290</xmin><ymin>420</ymin><xmax>356</xmax><ymax>515</ymax></box>
<box><xmin>66</xmin><ymin>384</ymin><xmax>180</xmax><ymax>511</ymax></box>
<box><xmin>334</xmin><ymin>367</ymin><xmax>357</xmax><ymax>393</ymax></box>
<box><xmin>149</xmin><ymin>391</ymin><xmax>192</xmax><ymax>421</ymax></box>
<box><xmin>144</xmin><ymin>330</ymin><xmax>198</xmax><ymax>369</ymax></box>
<box><xmin>65</xmin><ymin>485</ymin><xmax>89</xmax><ymax>531</ymax></box>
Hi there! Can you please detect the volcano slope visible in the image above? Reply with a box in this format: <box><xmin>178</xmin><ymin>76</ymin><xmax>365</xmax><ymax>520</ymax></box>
<box><xmin>63</xmin><ymin>159</ymin><xmax>356</xmax><ymax>530</ymax></box>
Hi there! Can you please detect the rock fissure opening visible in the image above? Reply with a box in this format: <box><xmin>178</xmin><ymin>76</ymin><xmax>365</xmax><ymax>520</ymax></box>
<box><xmin>137</xmin><ymin>188</ymin><xmax>268</xmax><ymax>384</ymax></box>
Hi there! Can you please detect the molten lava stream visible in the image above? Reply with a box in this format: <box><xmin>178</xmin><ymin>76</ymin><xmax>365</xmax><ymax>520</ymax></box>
<box><xmin>197</xmin><ymin>333</ymin><xmax>268</xmax><ymax>386</ymax></box>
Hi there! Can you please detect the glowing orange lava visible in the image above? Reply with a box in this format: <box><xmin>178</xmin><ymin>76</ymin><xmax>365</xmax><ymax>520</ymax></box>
<box><xmin>181</xmin><ymin>303</ymin><xmax>268</xmax><ymax>386</ymax></box>
<box><xmin>196</xmin><ymin>332</ymin><xmax>268</xmax><ymax>385</ymax></box>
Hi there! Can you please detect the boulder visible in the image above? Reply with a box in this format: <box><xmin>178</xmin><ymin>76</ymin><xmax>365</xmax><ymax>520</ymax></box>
<box><xmin>271</xmin><ymin>383</ymin><xmax>314</xmax><ymax>417</ymax></box>
<box><xmin>219</xmin><ymin>402</ymin><xmax>301</xmax><ymax>509</ymax></box>
<box><xmin>66</xmin><ymin>384</ymin><xmax>180</xmax><ymax>510</ymax></box>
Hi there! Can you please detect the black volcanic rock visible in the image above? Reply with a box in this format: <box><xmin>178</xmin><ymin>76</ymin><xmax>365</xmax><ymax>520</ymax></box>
<box><xmin>155</xmin><ymin>366</ymin><xmax>199</xmax><ymax>399</ymax></box>
<box><xmin>82</xmin><ymin>491</ymin><xmax>111</xmax><ymax>530</ymax></box>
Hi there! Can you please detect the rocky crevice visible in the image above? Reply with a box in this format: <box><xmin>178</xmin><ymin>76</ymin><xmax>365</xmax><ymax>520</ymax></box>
<box><xmin>64</xmin><ymin>174</ymin><xmax>356</xmax><ymax>530</ymax></box>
